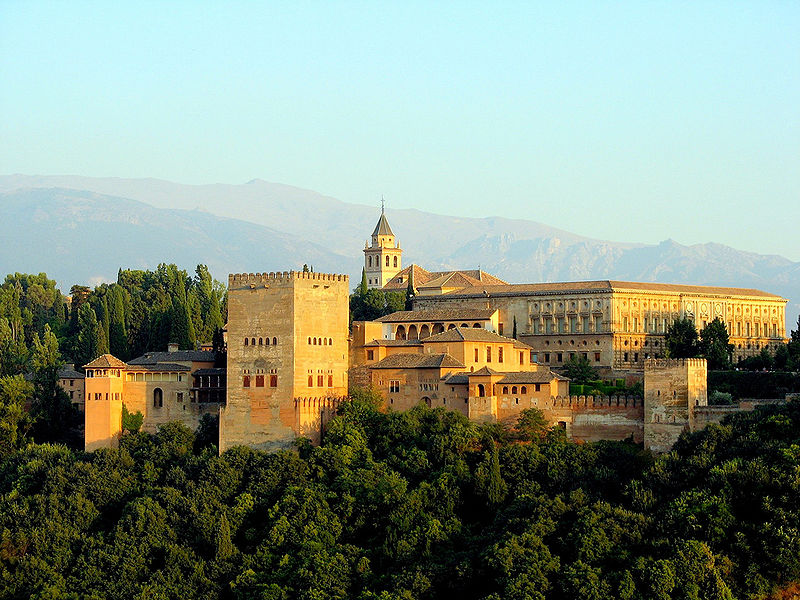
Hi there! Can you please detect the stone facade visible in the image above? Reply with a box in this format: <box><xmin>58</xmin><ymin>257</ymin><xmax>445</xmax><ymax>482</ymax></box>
<box><xmin>83</xmin><ymin>349</ymin><xmax>224</xmax><ymax>451</ymax></box>
<box><xmin>413</xmin><ymin>282</ymin><xmax>788</xmax><ymax>372</ymax></box>
<box><xmin>221</xmin><ymin>271</ymin><xmax>349</xmax><ymax>451</ymax></box>
<box><xmin>643</xmin><ymin>358</ymin><xmax>708</xmax><ymax>452</ymax></box>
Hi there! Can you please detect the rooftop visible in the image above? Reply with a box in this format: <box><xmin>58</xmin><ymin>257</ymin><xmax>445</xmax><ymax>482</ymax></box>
<box><xmin>372</xmin><ymin>211</ymin><xmax>394</xmax><ymax>237</ymax></box>
<box><xmin>363</xmin><ymin>339</ymin><xmax>424</xmax><ymax>347</ymax></box>
<box><xmin>127</xmin><ymin>350</ymin><xmax>217</xmax><ymax>365</ymax></box>
<box><xmin>419</xmin><ymin>280</ymin><xmax>786</xmax><ymax>300</ymax></box>
<box><xmin>375</xmin><ymin>308</ymin><xmax>496</xmax><ymax>323</ymax></box>
<box><xmin>382</xmin><ymin>264</ymin><xmax>507</xmax><ymax>291</ymax></box>
<box><xmin>498</xmin><ymin>371</ymin><xmax>569</xmax><ymax>384</ymax></box>
<box><xmin>422</xmin><ymin>327</ymin><xmax>532</xmax><ymax>348</ymax></box>
<box><xmin>126</xmin><ymin>363</ymin><xmax>191</xmax><ymax>372</ymax></box>
<box><xmin>83</xmin><ymin>354</ymin><xmax>128</xmax><ymax>369</ymax></box>
<box><xmin>370</xmin><ymin>353</ymin><xmax>465</xmax><ymax>370</ymax></box>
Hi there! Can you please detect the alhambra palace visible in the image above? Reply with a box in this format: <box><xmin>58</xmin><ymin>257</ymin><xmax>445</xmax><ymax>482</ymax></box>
<box><xmin>80</xmin><ymin>209</ymin><xmax>790</xmax><ymax>454</ymax></box>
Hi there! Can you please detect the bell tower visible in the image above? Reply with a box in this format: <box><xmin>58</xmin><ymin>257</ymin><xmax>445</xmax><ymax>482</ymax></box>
<box><xmin>364</xmin><ymin>199</ymin><xmax>402</xmax><ymax>289</ymax></box>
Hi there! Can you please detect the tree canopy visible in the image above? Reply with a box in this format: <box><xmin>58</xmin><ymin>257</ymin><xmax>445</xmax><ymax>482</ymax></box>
<box><xmin>2</xmin><ymin>384</ymin><xmax>800</xmax><ymax>599</ymax></box>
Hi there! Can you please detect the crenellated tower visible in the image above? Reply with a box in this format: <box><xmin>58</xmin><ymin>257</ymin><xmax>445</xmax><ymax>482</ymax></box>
<box><xmin>364</xmin><ymin>202</ymin><xmax>402</xmax><ymax>289</ymax></box>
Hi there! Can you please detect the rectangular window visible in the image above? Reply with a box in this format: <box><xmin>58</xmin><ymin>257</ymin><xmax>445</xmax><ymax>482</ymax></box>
<box><xmin>328</xmin><ymin>375</ymin><xmax>333</xmax><ymax>387</ymax></box>
<box><xmin>544</xmin><ymin>352</ymin><xmax>550</xmax><ymax>363</ymax></box>
<box><xmin>243</xmin><ymin>375</ymin><xmax>250</xmax><ymax>388</ymax></box>
<box><xmin>498</xmin><ymin>323</ymin><xmax>504</xmax><ymax>335</ymax></box>
<box><xmin>583</xmin><ymin>319</ymin><xmax>589</xmax><ymax>333</ymax></box>
<box><xmin>177</xmin><ymin>392</ymin><xmax>184</xmax><ymax>403</ymax></box>
<box><xmin>624</xmin><ymin>352</ymin><xmax>629</xmax><ymax>362</ymax></box>
<box><xmin>546</xmin><ymin>320</ymin><xmax>553</xmax><ymax>334</ymax></box>
<box><xmin>486</xmin><ymin>347</ymin><xmax>492</xmax><ymax>362</ymax></box>
<box><xmin>535</xmin><ymin>383</ymin><xmax>541</xmax><ymax>392</ymax></box>
<box><xmin>594</xmin><ymin>352</ymin><xmax>601</xmax><ymax>362</ymax></box>
<box><xmin>569</xmin><ymin>316</ymin><xmax>577</xmax><ymax>332</ymax></box>
<box><xmin>256</xmin><ymin>375</ymin><xmax>265</xmax><ymax>387</ymax></box>
<box><xmin>390</xmin><ymin>380</ymin><xmax>400</xmax><ymax>393</ymax></box>
<box><xmin>474</xmin><ymin>348</ymin><xmax>479</xmax><ymax>362</ymax></box>
<box><xmin>557</xmin><ymin>353</ymin><xmax>563</xmax><ymax>363</ymax></box>
<box><xmin>623</xmin><ymin>317</ymin><xmax>628</xmax><ymax>332</ymax></box>
<box><xmin>520</xmin><ymin>351</ymin><xmax>525</xmax><ymax>363</ymax></box>
<box><xmin>595</xmin><ymin>316</ymin><xmax>602</xmax><ymax>332</ymax></box>
<box><xmin>367</xmin><ymin>350</ymin><xmax>374</xmax><ymax>360</ymax></box>
<box><xmin>270</xmin><ymin>375</ymin><xmax>278</xmax><ymax>387</ymax></box>
<box><xmin>498</xmin><ymin>348</ymin><xmax>503</xmax><ymax>363</ymax></box>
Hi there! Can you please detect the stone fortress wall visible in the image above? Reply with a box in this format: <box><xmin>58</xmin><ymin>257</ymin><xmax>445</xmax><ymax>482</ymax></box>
<box><xmin>221</xmin><ymin>270</ymin><xmax>349</xmax><ymax>452</ymax></box>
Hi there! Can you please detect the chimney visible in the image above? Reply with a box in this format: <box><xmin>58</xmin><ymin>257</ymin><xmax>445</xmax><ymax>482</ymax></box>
<box><xmin>167</xmin><ymin>342</ymin><xmax>179</xmax><ymax>353</ymax></box>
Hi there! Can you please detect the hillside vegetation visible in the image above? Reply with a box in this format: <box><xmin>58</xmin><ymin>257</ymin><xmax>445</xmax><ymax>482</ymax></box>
<box><xmin>1</xmin><ymin>387</ymin><xmax>799</xmax><ymax>600</ymax></box>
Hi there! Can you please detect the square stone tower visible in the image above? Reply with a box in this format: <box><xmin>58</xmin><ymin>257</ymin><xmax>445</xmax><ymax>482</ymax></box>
<box><xmin>221</xmin><ymin>271</ymin><xmax>350</xmax><ymax>452</ymax></box>
<box><xmin>644</xmin><ymin>358</ymin><xmax>708</xmax><ymax>452</ymax></box>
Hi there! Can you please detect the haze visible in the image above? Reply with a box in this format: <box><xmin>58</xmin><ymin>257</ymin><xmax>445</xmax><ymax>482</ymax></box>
<box><xmin>1</xmin><ymin>2</ymin><xmax>798</xmax><ymax>260</ymax></box>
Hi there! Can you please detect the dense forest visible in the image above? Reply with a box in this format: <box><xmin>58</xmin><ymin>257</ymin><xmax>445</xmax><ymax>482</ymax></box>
<box><xmin>1</xmin><ymin>385</ymin><xmax>799</xmax><ymax>599</ymax></box>
<box><xmin>0</xmin><ymin>265</ymin><xmax>226</xmax><ymax>372</ymax></box>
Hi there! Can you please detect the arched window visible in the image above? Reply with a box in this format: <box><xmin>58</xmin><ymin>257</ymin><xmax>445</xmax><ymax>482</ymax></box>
<box><xmin>273</xmin><ymin>337</ymin><xmax>277</xmax><ymax>345</ymax></box>
<box><xmin>408</xmin><ymin>324</ymin><xmax>418</xmax><ymax>340</ymax></box>
<box><xmin>420</xmin><ymin>324</ymin><xmax>430</xmax><ymax>339</ymax></box>
<box><xmin>258</xmin><ymin>338</ymin><xmax>263</xmax><ymax>345</ymax></box>
<box><xmin>512</xmin><ymin>386</ymin><xmax>517</xmax><ymax>394</ymax></box>
<box><xmin>313</xmin><ymin>338</ymin><xmax>317</xmax><ymax>345</ymax></box>
<box><xmin>308</xmin><ymin>337</ymin><xmax>311</xmax><ymax>344</ymax></box>
<box><xmin>502</xmin><ymin>386</ymin><xmax>508</xmax><ymax>394</ymax></box>
<box><xmin>384</xmin><ymin>255</ymin><xmax>389</xmax><ymax>266</ymax></box>
<box><xmin>521</xmin><ymin>386</ymin><xmax>527</xmax><ymax>394</ymax></box>
<box><xmin>396</xmin><ymin>325</ymin><xmax>406</xmax><ymax>340</ymax></box>
<box><xmin>153</xmin><ymin>388</ymin><xmax>163</xmax><ymax>408</ymax></box>
<box><xmin>265</xmin><ymin>337</ymin><xmax>270</xmax><ymax>345</ymax></box>
<box><xmin>477</xmin><ymin>384</ymin><xmax>486</xmax><ymax>397</ymax></box>
<box><xmin>368</xmin><ymin>256</ymin><xmax>372</xmax><ymax>267</ymax></box>
<box><xmin>308</xmin><ymin>375</ymin><xmax>313</xmax><ymax>387</ymax></box>
<box><xmin>393</xmin><ymin>256</ymin><xmax>398</xmax><ymax>267</ymax></box>
<box><xmin>328</xmin><ymin>338</ymin><xmax>332</xmax><ymax>345</ymax></box>
<box><xmin>251</xmin><ymin>338</ymin><xmax>256</xmax><ymax>346</ymax></box>
<box><xmin>244</xmin><ymin>338</ymin><xmax>248</xmax><ymax>346</ymax></box>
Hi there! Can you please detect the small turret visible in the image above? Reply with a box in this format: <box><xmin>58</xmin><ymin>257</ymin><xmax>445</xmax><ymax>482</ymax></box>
<box><xmin>364</xmin><ymin>199</ymin><xmax>402</xmax><ymax>289</ymax></box>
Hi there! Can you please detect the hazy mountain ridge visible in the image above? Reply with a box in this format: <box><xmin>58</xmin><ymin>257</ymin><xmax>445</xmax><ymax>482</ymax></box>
<box><xmin>1</xmin><ymin>175</ymin><xmax>798</xmax><ymax>325</ymax></box>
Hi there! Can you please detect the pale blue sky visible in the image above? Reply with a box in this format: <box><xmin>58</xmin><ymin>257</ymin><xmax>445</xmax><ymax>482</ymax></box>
<box><xmin>1</xmin><ymin>1</ymin><xmax>798</xmax><ymax>259</ymax></box>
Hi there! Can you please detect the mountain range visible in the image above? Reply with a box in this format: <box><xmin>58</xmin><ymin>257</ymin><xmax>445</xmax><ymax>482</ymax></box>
<box><xmin>1</xmin><ymin>174</ymin><xmax>798</xmax><ymax>328</ymax></box>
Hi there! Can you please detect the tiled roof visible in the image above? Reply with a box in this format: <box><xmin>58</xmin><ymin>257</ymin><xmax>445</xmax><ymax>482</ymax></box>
<box><xmin>375</xmin><ymin>308</ymin><xmax>496</xmax><ymax>323</ymax></box>
<box><xmin>363</xmin><ymin>339</ymin><xmax>423</xmax><ymax>347</ymax></box>
<box><xmin>57</xmin><ymin>366</ymin><xmax>84</xmax><ymax>379</ymax></box>
<box><xmin>126</xmin><ymin>363</ymin><xmax>191</xmax><ymax>372</ymax></box>
<box><xmin>83</xmin><ymin>354</ymin><xmax>128</xmax><ymax>369</ymax></box>
<box><xmin>370</xmin><ymin>353</ymin><xmax>465</xmax><ymax>370</ymax></box>
<box><xmin>498</xmin><ymin>371</ymin><xmax>569</xmax><ymax>384</ymax></box>
<box><xmin>422</xmin><ymin>327</ymin><xmax>532</xmax><ymax>347</ymax></box>
<box><xmin>372</xmin><ymin>212</ymin><xmax>394</xmax><ymax>236</ymax></box>
<box><xmin>420</xmin><ymin>280</ymin><xmax>785</xmax><ymax>300</ymax></box>
<box><xmin>444</xmin><ymin>372</ymin><xmax>470</xmax><ymax>384</ymax></box>
<box><xmin>470</xmin><ymin>366</ymin><xmax>503</xmax><ymax>376</ymax></box>
<box><xmin>127</xmin><ymin>350</ymin><xmax>217</xmax><ymax>365</ymax></box>
<box><xmin>418</xmin><ymin>270</ymin><xmax>507</xmax><ymax>290</ymax></box>
<box><xmin>381</xmin><ymin>265</ymin><xmax>507</xmax><ymax>291</ymax></box>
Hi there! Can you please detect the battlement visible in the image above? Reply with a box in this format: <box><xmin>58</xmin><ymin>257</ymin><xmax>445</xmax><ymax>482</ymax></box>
<box><xmin>550</xmin><ymin>394</ymin><xmax>641</xmax><ymax>408</ymax></box>
<box><xmin>644</xmin><ymin>358</ymin><xmax>707</xmax><ymax>371</ymax></box>
<box><xmin>228</xmin><ymin>271</ymin><xmax>349</xmax><ymax>287</ymax></box>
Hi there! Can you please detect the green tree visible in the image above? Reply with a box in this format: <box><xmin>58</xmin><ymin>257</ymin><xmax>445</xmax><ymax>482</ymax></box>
<box><xmin>700</xmin><ymin>318</ymin><xmax>734</xmax><ymax>370</ymax></box>
<box><xmin>514</xmin><ymin>408</ymin><xmax>549</xmax><ymax>441</ymax></box>
<box><xmin>562</xmin><ymin>355</ymin><xmax>597</xmax><ymax>384</ymax></box>
<box><xmin>666</xmin><ymin>317</ymin><xmax>701</xmax><ymax>358</ymax></box>
<box><xmin>74</xmin><ymin>302</ymin><xmax>101</xmax><ymax>367</ymax></box>
<box><xmin>0</xmin><ymin>374</ymin><xmax>34</xmax><ymax>456</ymax></box>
